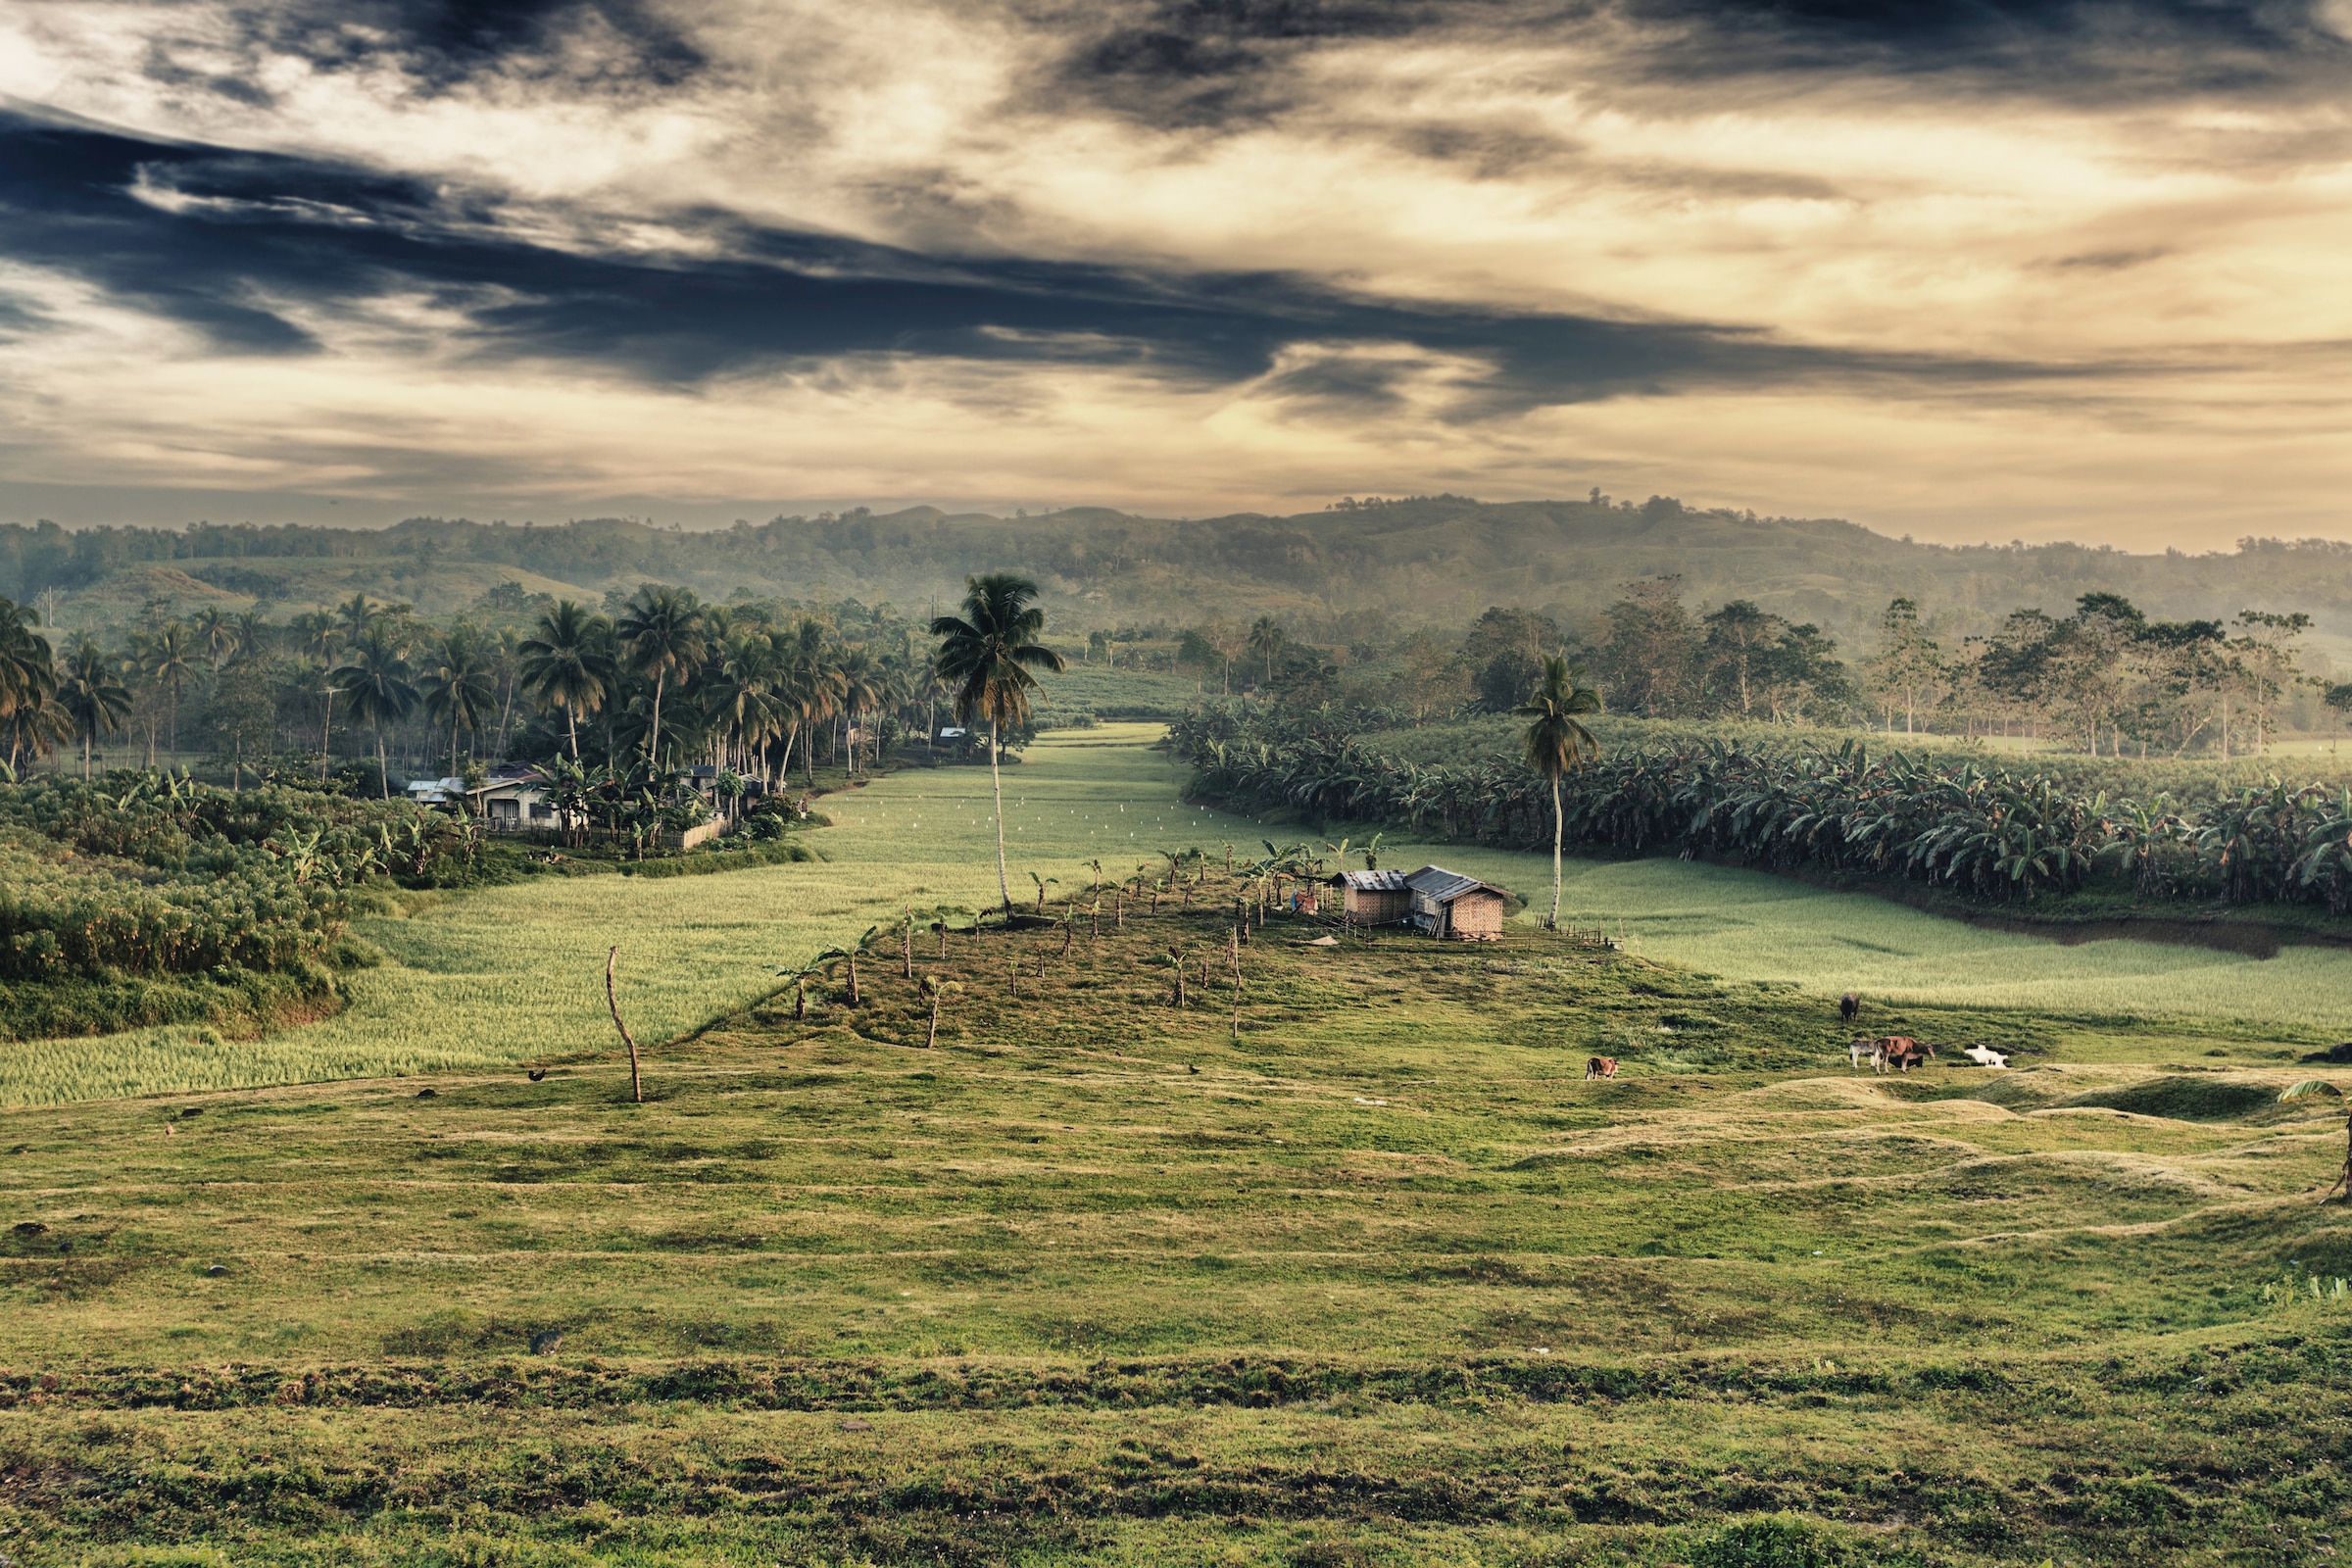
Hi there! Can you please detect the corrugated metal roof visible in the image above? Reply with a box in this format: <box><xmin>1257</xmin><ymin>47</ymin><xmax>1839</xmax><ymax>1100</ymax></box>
<box><xmin>1333</xmin><ymin>868</ymin><xmax>1408</xmax><ymax>891</ymax></box>
<box><xmin>1404</xmin><ymin>864</ymin><xmax>1511</xmax><ymax>904</ymax></box>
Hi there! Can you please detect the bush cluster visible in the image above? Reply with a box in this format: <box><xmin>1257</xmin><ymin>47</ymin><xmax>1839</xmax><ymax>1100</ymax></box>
<box><xmin>1173</xmin><ymin>708</ymin><xmax>2352</xmax><ymax>908</ymax></box>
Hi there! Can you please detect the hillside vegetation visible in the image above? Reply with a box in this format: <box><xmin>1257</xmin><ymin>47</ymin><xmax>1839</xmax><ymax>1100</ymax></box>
<box><xmin>12</xmin><ymin>497</ymin><xmax>2352</xmax><ymax>648</ymax></box>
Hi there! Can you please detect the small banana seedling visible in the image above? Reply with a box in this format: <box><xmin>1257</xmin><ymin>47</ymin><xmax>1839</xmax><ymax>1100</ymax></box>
<box><xmin>817</xmin><ymin>926</ymin><xmax>880</xmax><ymax>1005</ymax></box>
<box><xmin>773</xmin><ymin>956</ymin><xmax>827</xmax><ymax>1020</ymax></box>
<box><xmin>1029</xmin><ymin>871</ymin><xmax>1058</xmax><ymax>909</ymax></box>
<box><xmin>2280</xmin><ymin>1079</ymin><xmax>2352</xmax><ymax>1202</ymax></box>
<box><xmin>919</xmin><ymin>976</ymin><xmax>961</xmax><ymax>1049</ymax></box>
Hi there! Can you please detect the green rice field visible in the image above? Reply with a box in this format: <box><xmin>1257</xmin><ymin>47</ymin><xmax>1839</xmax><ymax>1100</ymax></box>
<box><xmin>13</xmin><ymin>722</ymin><xmax>2352</xmax><ymax>1107</ymax></box>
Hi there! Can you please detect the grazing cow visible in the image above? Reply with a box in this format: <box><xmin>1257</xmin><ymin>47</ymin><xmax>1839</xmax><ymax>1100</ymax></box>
<box><xmin>1839</xmin><ymin>993</ymin><xmax>1861</xmax><ymax>1027</ymax></box>
<box><xmin>1961</xmin><ymin>1044</ymin><xmax>2009</xmax><ymax>1068</ymax></box>
<box><xmin>1877</xmin><ymin>1036</ymin><xmax>1933</xmax><ymax>1074</ymax></box>
<box><xmin>1849</xmin><ymin>1035</ymin><xmax>1877</xmax><ymax>1072</ymax></box>
<box><xmin>1585</xmin><ymin>1056</ymin><xmax>1619</xmax><ymax>1081</ymax></box>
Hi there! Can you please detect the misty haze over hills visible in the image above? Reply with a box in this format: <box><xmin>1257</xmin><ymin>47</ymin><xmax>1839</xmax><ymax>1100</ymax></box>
<box><xmin>7</xmin><ymin>496</ymin><xmax>2349</xmax><ymax>648</ymax></box>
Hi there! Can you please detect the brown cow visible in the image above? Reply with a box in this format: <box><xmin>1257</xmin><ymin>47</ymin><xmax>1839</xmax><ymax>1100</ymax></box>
<box><xmin>1875</xmin><ymin>1036</ymin><xmax>1935</xmax><ymax>1074</ymax></box>
<box><xmin>1585</xmin><ymin>1056</ymin><xmax>1619</xmax><ymax>1081</ymax></box>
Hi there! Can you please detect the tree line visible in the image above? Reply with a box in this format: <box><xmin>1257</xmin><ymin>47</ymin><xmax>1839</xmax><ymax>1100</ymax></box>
<box><xmin>0</xmin><ymin>585</ymin><xmax>988</xmax><ymax>794</ymax></box>
<box><xmin>1158</xmin><ymin>581</ymin><xmax>2338</xmax><ymax>758</ymax></box>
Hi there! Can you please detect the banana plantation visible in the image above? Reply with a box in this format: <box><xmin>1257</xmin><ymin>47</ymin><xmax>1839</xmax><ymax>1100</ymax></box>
<box><xmin>1169</xmin><ymin>707</ymin><xmax>2352</xmax><ymax>911</ymax></box>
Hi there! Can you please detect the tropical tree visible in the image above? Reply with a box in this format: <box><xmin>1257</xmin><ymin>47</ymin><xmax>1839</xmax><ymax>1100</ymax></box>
<box><xmin>1247</xmin><ymin>616</ymin><xmax>1286</xmax><ymax>685</ymax></box>
<box><xmin>141</xmin><ymin>620</ymin><xmax>198</xmax><ymax>759</ymax></box>
<box><xmin>231</xmin><ymin>609</ymin><xmax>270</xmax><ymax>663</ymax></box>
<box><xmin>290</xmin><ymin>609</ymin><xmax>342</xmax><ymax>666</ymax></box>
<box><xmin>58</xmin><ymin>638</ymin><xmax>131</xmax><ymax>778</ymax></box>
<box><xmin>1516</xmin><ymin>658</ymin><xmax>1602</xmax><ymax>929</ymax></box>
<box><xmin>615</xmin><ymin>584</ymin><xmax>707</xmax><ymax>765</ymax></box>
<box><xmin>517</xmin><ymin>601</ymin><xmax>611</xmax><ymax>760</ymax></box>
<box><xmin>336</xmin><ymin>592</ymin><xmax>380</xmax><ymax>646</ymax></box>
<box><xmin>931</xmin><ymin>572</ymin><xmax>1066</xmax><ymax>909</ymax></box>
<box><xmin>418</xmin><ymin>627</ymin><xmax>500</xmax><ymax>775</ymax></box>
<box><xmin>331</xmin><ymin>623</ymin><xmax>418</xmax><ymax>798</ymax></box>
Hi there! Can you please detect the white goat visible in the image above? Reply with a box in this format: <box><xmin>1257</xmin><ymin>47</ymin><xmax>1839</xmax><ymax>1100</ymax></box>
<box><xmin>1961</xmin><ymin>1044</ymin><xmax>2009</xmax><ymax>1068</ymax></box>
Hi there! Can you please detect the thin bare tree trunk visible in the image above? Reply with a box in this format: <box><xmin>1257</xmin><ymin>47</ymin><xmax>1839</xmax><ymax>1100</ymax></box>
<box><xmin>606</xmin><ymin>946</ymin><xmax>642</xmax><ymax>1103</ymax></box>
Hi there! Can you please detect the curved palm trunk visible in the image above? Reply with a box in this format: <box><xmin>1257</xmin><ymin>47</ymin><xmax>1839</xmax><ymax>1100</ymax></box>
<box><xmin>374</xmin><ymin>719</ymin><xmax>390</xmax><ymax>799</ymax></box>
<box><xmin>566</xmin><ymin>707</ymin><xmax>579</xmax><ymax>760</ymax></box>
<box><xmin>990</xmin><ymin>713</ymin><xmax>1011</xmax><ymax>909</ymax></box>
<box><xmin>649</xmin><ymin>670</ymin><xmax>665</xmax><ymax>765</ymax></box>
<box><xmin>1548</xmin><ymin>773</ymin><xmax>1563</xmax><ymax>930</ymax></box>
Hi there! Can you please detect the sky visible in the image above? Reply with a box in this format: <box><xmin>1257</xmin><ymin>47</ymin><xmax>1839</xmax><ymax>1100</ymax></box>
<box><xmin>0</xmin><ymin>0</ymin><xmax>2347</xmax><ymax>548</ymax></box>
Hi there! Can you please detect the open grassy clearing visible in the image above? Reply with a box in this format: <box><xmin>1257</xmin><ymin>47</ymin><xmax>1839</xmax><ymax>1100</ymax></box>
<box><xmin>21</xmin><ymin>722</ymin><xmax>2352</xmax><ymax>1105</ymax></box>
<box><xmin>5</xmin><ymin>910</ymin><xmax>2351</xmax><ymax>1563</ymax></box>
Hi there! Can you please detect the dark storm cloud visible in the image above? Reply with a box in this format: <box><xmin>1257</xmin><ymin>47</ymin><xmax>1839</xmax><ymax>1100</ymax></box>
<box><xmin>0</xmin><ymin>111</ymin><xmax>2060</xmax><ymax>410</ymax></box>
<box><xmin>1059</xmin><ymin>0</ymin><xmax>2349</xmax><ymax>120</ymax></box>
<box><xmin>150</xmin><ymin>0</ymin><xmax>705</xmax><ymax>98</ymax></box>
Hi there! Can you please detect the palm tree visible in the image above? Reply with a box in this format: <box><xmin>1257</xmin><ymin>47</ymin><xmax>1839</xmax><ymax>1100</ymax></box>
<box><xmin>418</xmin><ymin>627</ymin><xmax>499</xmax><ymax>775</ymax></box>
<box><xmin>1247</xmin><ymin>616</ymin><xmax>1285</xmax><ymax>685</ymax></box>
<box><xmin>0</xmin><ymin>601</ymin><xmax>64</xmax><ymax>773</ymax></box>
<box><xmin>615</xmin><ymin>585</ymin><xmax>707</xmax><ymax>765</ymax></box>
<box><xmin>231</xmin><ymin>610</ymin><xmax>270</xmax><ymax>664</ymax></box>
<box><xmin>145</xmin><ymin>620</ymin><xmax>196</xmax><ymax>760</ymax></box>
<box><xmin>1514</xmin><ymin>656</ymin><xmax>1602</xmax><ymax>930</ymax></box>
<box><xmin>59</xmin><ymin>639</ymin><xmax>131</xmax><ymax>778</ymax></box>
<box><xmin>0</xmin><ymin>598</ymin><xmax>55</xmax><ymax>725</ymax></box>
<box><xmin>331</xmin><ymin>624</ymin><xmax>417</xmax><ymax>798</ymax></box>
<box><xmin>517</xmin><ymin>602</ymin><xmax>612</xmax><ymax>760</ymax></box>
<box><xmin>192</xmin><ymin>607</ymin><xmax>236</xmax><ymax>668</ymax></box>
<box><xmin>291</xmin><ymin>610</ymin><xmax>342</xmax><ymax>666</ymax></box>
<box><xmin>336</xmin><ymin>592</ymin><xmax>379</xmax><ymax>646</ymax></box>
<box><xmin>838</xmin><ymin>646</ymin><xmax>882</xmax><ymax>773</ymax></box>
<box><xmin>931</xmin><ymin>572</ymin><xmax>1066</xmax><ymax>909</ymax></box>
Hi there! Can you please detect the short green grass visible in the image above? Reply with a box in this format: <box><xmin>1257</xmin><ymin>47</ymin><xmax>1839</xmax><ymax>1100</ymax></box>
<box><xmin>5</xmin><ymin>910</ymin><xmax>2351</xmax><ymax>1564</ymax></box>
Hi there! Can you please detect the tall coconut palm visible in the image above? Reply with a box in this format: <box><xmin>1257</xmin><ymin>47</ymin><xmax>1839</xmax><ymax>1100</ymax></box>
<box><xmin>331</xmin><ymin>624</ymin><xmax>417</xmax><ymax>798</ymax></box>
<box><xmin>1247</xmin><ymin>615</ymin><xmax>1285</xmax><ymax>685</ymax></box>
<box><xmin>192</xmin><ymin>607</ymin><xmax>236</xmax><ymax>668</ymax></box>
<box><xmin>231</xmin><ymin>610</ymin><xmax>270</xmax><ymax>664</ymax></box>
<box><xmin>145</xmin><ymin>620</ymin><xmax>196</xmax><ymax>760</ymax></box>
<box><xmin>0</xmin><ymin>599</ymin><xmax>63</xmax><ymax>773</ymax></box>
<box><xmin>59</xmin><ymin>639</ymin><xmax>131</xmax><ymax>778</ymax></box>
<box><xmin>291</xmin><ymin>609</ymin><xmax>342</xmax><ymax>666</ymax></box>
<box><xmin>931</xmin><ymin>572</ymin><xmax>1066</xmax><ymax>910</ymax></box>
<box><xmin>518</xmin><ymin>602</ymin><xmax>611</xmax><ymax>759</ymax></box>
<box><xmin>336</xmin><ymin>592</ymin><xmax>379</xmax><ymax>645</ymax></box>
<box><xmin>418</xmin><ymin>627</ymin><xmax>499</xmax><ymax>775</ymax></box>
<box><xmin>838</xmin><ymin>646</ymin><xmax>882</xmax><ymax>774</ymax></box>
<box><xmin>615</xmin><ymin>584</ymin><xmax>707</xmax><ymax>766</ymax></box>
<box><xmin>1514</xmin><ymin>656</ymin><xmax>1602</xmax><ymax>930</ymax></box>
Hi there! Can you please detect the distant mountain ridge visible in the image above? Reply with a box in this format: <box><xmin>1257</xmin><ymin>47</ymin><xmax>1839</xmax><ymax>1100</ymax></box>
<box><xmin>5</xmin><ymin>497</ymin><xmax>2348</xmax><ymax>644</ymax></box>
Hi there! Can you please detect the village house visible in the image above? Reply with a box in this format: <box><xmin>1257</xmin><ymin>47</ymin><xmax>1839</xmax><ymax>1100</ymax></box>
<box><xmin>1328</xmin><ymin>865</ymin><xmax>1513</xmax><ymax>940</ymax></box>
<box><xmin>1330</xmin><ymin>868</ymin><xmax>1411</xmax><ymax>923</ymax></box>
<box><xmin>1403</xmin><ymin>865</ymin><xmax>1511</xmax><ymax>941</ymax></box>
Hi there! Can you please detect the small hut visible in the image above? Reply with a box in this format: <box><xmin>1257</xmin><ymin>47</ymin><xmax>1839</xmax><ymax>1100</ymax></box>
<box><xmin>1403</xmin><ymin>865</ymin><xmax>1512</xmax><ymax>941</ymax></box>
<box><xmin>1330</xmin><ymin>868</ymin><xmax>1411</xmax><ymax>923</ymax></box>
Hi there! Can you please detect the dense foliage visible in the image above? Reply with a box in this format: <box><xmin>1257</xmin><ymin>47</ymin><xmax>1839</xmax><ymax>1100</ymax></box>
<box><xmin>0</xmin><ymin>772</ymin><xmax>420</xmax><ymax>983</ymax></box>
<box><xmin>1172</xmin><ymin>705</ymin><xmax>2352</xmax><ymax>910</ymax></box>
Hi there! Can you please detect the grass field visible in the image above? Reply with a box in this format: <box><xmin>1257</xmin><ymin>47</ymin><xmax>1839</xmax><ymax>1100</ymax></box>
<box><xmin>20</xmin><ymin>722</ymin><xmax>2352</xmax><ymax>1106</ymax></box>
<box><xmin>6</xmin><ymin>905</ymin><xmax>2351</xmax><ymax>1564</ymax></box>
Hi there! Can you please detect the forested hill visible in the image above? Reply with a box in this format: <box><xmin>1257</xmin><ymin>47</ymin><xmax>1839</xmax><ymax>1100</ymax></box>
<box><xmin>5</xmin><ymin>495</ymin><xmax>2349</xmax><ymax>641</ymax></box>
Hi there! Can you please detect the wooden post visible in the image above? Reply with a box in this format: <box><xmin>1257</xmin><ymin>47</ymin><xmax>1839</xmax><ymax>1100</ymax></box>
<box><xmin>605</xmin><ymin>946</ymin><xmax>642</xmax><ymax>1104</ymax></box>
